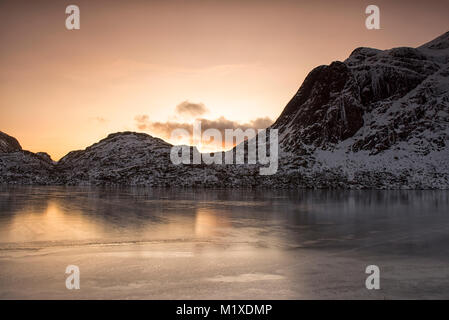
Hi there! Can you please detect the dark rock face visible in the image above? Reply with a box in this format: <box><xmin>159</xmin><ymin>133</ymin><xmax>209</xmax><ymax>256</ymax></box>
<box><xmin>420</xmin><ymin>31</ymin><xmax>449</xmax><ymax>57</ymax></box>
<box><xmin>273</xmin><ymin>61</ymin><xmax>364</xmax><ymax>150</ymax></box>
<box><xmin>0</xmin><ymin>132</ymin><xmax>56</xmax><ymax>184</ymax></box>
<box><xmin>273</xmin><ymin>32</ymin><xmax>449</xmax><ymax>160</ymax></box>
<box><xmin>0</xmin><ymin>131</ymin><xmax>22</xmax><ymax>153</ymax></box>
<box><xmin>36</xmin><ymin>152</ymin><xmax>53</xmax><ymax>163</ymax></box>
<box><xmin>0</xmin><ymin>151</ymin><xmax>57</xmax><ymax>184</ymax></box>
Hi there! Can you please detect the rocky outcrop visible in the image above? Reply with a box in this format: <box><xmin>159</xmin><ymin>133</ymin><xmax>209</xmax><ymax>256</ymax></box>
<box><xmin>0</xmin><ymin>131</ymin><xmax>22</xmax><ymax>153</ymax></box>
<box><xmin>273</xmin><ymin>61</ymin><xmax>364</xmax><ymax>150</ymax></box>
<box><xmin>57</xmin><ymin>132</ymin><xmax>177</xmax><ymax>185</ymax></box>
<box><xmin>0</xmin><ymin>150</ymin><xmax>57</xmax><ymax>185</ymax></box>
<box><xmin>0</xmin><ymin>132</ymin><xmax>57</xmax><ymax>184</ymax></box>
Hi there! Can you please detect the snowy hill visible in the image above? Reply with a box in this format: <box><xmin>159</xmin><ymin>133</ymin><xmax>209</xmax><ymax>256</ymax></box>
<box><xmin>56</xmin><ymin>132</ymin><xmax>235</xmax><ymax>186</ymax></box>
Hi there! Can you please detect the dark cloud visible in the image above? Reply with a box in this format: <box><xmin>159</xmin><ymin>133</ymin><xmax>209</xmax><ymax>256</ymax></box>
<box><xmin>135</xmin><ymin>114</ymin><xmax>273</xmax><ymax>148</ymax></box>
<box><xmin>195</xmin><ymin>116</ymin><xmax>272</xmax><ymax>133</ymax></box>
<box><xmin>175</xmin><ymin>101</ymin><xmax>209</xmax><ymax>117</ymax></box>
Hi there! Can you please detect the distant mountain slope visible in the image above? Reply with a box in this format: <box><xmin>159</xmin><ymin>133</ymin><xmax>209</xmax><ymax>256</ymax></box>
<box><xmin>1</xmin><ymin>31</ymin><xmax>448</xmax><ymax>188</ymax></box>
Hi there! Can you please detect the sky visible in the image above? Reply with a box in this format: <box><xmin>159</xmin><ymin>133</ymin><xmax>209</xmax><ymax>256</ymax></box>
<box><xmin>0</xmin><ymin>0</ymin><xmax>448</xmax><ymax>160</ymax></box>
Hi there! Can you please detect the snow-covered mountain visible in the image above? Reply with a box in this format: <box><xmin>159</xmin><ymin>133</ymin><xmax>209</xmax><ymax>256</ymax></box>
<box><xmin>272</xmin><ymin>31</ymin><xmax>449</xmax><ymax>188</ymax></box>
<box><xmin>1</xmin><ymin>31</ymin><xmax>448</xmax><ymax>188</ymax></box>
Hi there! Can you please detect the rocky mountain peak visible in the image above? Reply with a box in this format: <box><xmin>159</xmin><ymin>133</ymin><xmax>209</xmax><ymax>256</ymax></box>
<box><xmin>272</xmin><ymin>61</ymin><xmax>364</xmax><ymax>151</ymax></box>
<box><xmin>272</xmin><ymin>31</ymin><xmax>449</xmax><ymax>158</ymax></box>
<box><xmin>0</xmin><ymin>131</ymin><xmax>22</xmax><ymax>153</ymax></box>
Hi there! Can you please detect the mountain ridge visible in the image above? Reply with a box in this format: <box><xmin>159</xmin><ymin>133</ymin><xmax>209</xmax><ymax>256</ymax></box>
<box><xmin>1</xmin><ymin>31</ymin><xmax>449</xmax><ymax>188</ymax></box>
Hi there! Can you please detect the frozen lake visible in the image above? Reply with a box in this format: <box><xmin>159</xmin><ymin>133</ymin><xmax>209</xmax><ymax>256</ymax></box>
<box><xmin>0</xmin><ymin>186</ymin><xmax>449</xmax><ymax>299</ymax></box>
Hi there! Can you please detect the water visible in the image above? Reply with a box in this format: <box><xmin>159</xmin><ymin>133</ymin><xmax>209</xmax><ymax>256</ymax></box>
<box><xmin>0</xmin><ymin>186</ymin><xmax>449</xmax><ymax>299</ymax></box>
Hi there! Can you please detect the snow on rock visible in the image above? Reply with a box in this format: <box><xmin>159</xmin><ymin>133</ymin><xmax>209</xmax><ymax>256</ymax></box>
<box><xmin>270</xmin><ymin>31</ymin><xmax>449</xmax><ymax>189</ymax></box>
<box><xmin>1</xmin><ymin>31</ymin><xmax>449</xmax><ymax>188</ymax></box>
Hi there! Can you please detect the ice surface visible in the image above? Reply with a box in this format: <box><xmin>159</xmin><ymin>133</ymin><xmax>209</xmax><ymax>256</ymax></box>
<box><xmin>0</xmin><ymin>186</ymin><xmax>449</xmax><ymax>299</ymax></box>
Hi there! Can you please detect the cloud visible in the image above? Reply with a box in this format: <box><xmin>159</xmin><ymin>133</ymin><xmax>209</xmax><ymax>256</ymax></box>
<box><xmin>135</xmin><ymin>116</ymin><xmax>272</xmax><ymax>137</ymax></box>
<box><xmin>90</xmin><ymin>116</ymin><xmax>108</xmax><ymax>124</ymax></box>
<box><xmin>135</xmin><ymin>113</ymin><xmax>273</xmax><ymax>150</ymax></box>
<box><xmin>135</xmin><ymin>115</ymin><xmax>150</xmax><ymax>130</ymax></box>
<box><xmin>175</xmin><ymin>101</ymin><xmax>209</xmax><ymax>117</ymax></box>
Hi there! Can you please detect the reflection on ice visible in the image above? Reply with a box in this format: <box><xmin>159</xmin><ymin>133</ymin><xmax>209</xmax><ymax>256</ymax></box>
<box><xmin>207</xmin><ymin>273</ymin><xmax>285</xmax><ymax>283</ymax></box>
<box><xmin>0</xmin><ymin>186</ymin><xmax>448</xmax><ymax>299</ymax></box>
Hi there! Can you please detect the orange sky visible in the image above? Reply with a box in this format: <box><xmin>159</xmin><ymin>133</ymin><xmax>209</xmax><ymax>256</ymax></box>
<box><xmin>0</xmin><ymin>0</ymin><xmax>448</xmax><ymax>160</ymax></box>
